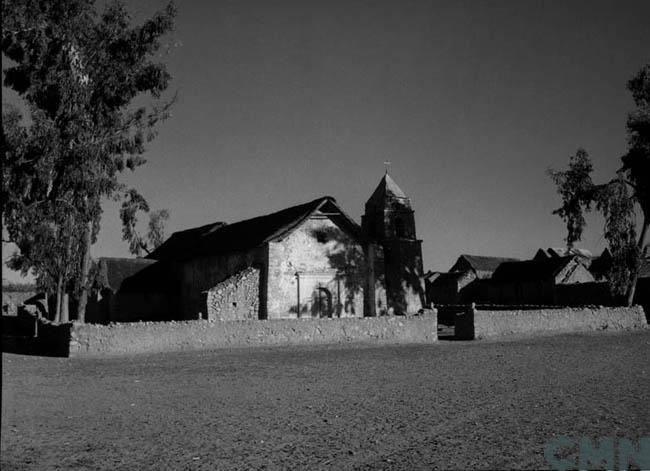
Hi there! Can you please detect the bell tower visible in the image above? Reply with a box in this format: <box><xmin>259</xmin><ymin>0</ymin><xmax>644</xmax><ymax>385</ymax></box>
<box><xmin>362</xmin><ymin>172</ymin><xmax>424</xmax><ymax>315</ymax></box>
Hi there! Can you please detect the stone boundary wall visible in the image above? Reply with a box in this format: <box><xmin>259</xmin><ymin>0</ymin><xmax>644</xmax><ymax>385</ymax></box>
<box><xmin>205</xmin><ymin>267</ymin><xmax>260</xmax><ymax>321</ymax></box>
<box><xmin>68</xmin><ymin>315</ymin><xmax>438</xmax><ymax>356</ymax></box>
<box><xmin>455</xmin><ymin>305</ymin><xmax>648</xmax><ymax>340</ymax></box>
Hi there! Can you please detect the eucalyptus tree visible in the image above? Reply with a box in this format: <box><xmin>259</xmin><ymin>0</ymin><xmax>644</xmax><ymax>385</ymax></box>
<box><xmin>549</xmin><ymin>65</ymin><xmax>649</xmax><ymax>305</ymax></box>
<box><xmin>2</xmin><ymin>0</ymin><xmax>176</xmax><ymax>321</ymax></box>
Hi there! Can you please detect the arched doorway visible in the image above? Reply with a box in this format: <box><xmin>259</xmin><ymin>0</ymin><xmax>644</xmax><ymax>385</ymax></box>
<box><xmin>314</xmin><ymin>287</ymin><xmax>333</xmax><ymax>318</ymax></box>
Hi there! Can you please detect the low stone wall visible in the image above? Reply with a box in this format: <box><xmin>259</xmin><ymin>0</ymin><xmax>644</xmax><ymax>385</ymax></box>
<box><xmin>205</xmin><ymin>267</ymin><xmax>260</xmax><ymax>321</ymax></box>
<box><xmin>455</xmin><ymin>305</ymin><xmax>648</xmax><ymax>340</ymax></box>
<box><xmin>68</xmin><ymin>315</ymin><xmax>438</xmax><ymax>356</ymax></box>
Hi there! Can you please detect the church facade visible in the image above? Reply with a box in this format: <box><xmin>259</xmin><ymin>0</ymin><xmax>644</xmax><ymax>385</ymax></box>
<box><xmin>91</xmin><ymin>174</ymin><xmax>424</xmax><ymax>323</ymax></box>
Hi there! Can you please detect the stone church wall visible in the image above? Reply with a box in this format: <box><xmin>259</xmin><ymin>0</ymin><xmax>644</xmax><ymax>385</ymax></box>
<box><xmin>267</xmin><ymin>215</ymin><xmax>366</xmax><ymax>319</ymax></box>
<box><xmin>205</xmin><ymin>267</ymin><xmax>260</xmax><ymax>321</ymax></box>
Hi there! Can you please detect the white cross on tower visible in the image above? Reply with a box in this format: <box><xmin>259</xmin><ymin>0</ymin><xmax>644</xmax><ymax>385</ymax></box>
<box><xmin>383</xmin><ymin>160</ymin><xmax>391</xmax><ymax>174</ymax></box>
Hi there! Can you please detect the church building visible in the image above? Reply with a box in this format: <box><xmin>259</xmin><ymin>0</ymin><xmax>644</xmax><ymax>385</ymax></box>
<box><xmin>91</xmin><ymin>174</ymin><xmax>424</xmax><ymax>322</ymax></box>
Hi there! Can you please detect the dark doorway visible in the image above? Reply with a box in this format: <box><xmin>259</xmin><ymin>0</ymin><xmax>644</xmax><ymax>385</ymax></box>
<box><xmin>315</xmin><ymin>287</ymin><xmax>333</xmax><ymax>318</ymax></box>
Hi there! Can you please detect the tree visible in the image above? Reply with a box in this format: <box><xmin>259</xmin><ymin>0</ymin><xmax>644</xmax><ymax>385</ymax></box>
<box><xmin>120</xmin><ymin>197</ymin><xmax>170</xmax><ymax>257</ymax></box>
<box><xmin>146</xmin><ymin>209</ymin><xmax>170</xmax><ymax>252</ymax></box>
<box><xmin>2</xmin><ymin>0</ymin><xmax>176</xmax><ymax>321</ymax></box>
<box><xmin>549</xmin><ymin>65</ymin><xmax>650</xmax><ymax>305</ymax></box>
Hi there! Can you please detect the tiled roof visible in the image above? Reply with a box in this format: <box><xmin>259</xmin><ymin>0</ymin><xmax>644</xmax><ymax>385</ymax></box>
<box><xmin>429</xmin><ymin>271</ymin><xmax>471</xmax><ymax>285</ymax></box>
<box><xmin>491</xmin><ymin>257</ymin><xmax>575</xmax><ymax>282</ymax></box>
<box><xmin>144</xmin><ymin>221</ymin><xmax>226</xmax><ymax>262</ymax></box>
<box><xmin>454</xmin><ymin>254</ymin><xmax>519</xmax><ymax>273</ymax></box>
<box><xmin>147</xmin><ymin>196</ymin><xmax>361</xmax><ymax>262</ymax></box>
<box><xmin>96</xmin><ymin>257</ymin><xmax>160</xmax><ymax>292</ymax></box>
<box><xmin>542</xmin><ymin>247</ymin><xmax>593</xmax><ymax>258</ymax></box>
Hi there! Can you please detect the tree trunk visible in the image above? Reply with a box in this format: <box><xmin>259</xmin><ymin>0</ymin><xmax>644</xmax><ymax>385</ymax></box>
<box><xmin>76</xmin><ymin>220</ymin><xmax>93</xmax><ymax>323</ymax></box>
<box><xmin>626</xmin><ymin>215</ymin><xmax>649</xmax><ymax>306</ymax></box>
<box><xmin>58</xmin><ymin>215</ymin><xmax>74</xmax><ymax>321</ymax></box>
<box><xmin>54</xmin><ymin>275</ymin><xmax>63</xmax><ymax>323</ymax></box>
<box><xmin>60</xmin><ymin>293</ymin><xmax>69</xmax><ymax>323</ymax></box>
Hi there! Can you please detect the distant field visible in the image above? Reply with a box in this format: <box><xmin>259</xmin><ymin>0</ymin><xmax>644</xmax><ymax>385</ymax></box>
<box><xmin>2</xmin><ymin>331</ymin><xmax>649</xmax><ymax>470</ymax></box>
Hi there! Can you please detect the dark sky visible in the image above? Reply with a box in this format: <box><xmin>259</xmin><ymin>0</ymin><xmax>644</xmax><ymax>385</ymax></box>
<box><xmin>3</xmin><ymin>0</ymin><xmax>650</xmax><ymax>281</ymax></box>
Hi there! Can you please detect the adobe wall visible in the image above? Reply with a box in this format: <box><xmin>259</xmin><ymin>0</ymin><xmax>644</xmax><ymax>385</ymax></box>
<box><xmin>109</xmin><ymin>292</ymin><xmax>173</xmax><ymax>323</ymax></box>
<box><xmin>267</xmin><ymin>215</ymin><xmax>366</xmax><ymax>319</ymax></box>
<box><xmin>178</xmin><ymin>247</ymin><xmax>267</xmax><ymax>320</ymax></box>
<box><xmin>206</xmin><ymin>267</ymin><xmax>260</xmax><ymax>320</ymax></box>
<box><xmin>455</xmin><ymin>305</ymin><xmax>648</xmax><ymax>340</ymax></box>
<box><xmin>67</xmin><ymin>315</ymin><xmax>438</xmax><ymax>356</ymax></box>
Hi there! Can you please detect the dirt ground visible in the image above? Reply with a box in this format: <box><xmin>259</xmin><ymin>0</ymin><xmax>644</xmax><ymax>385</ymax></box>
<box><xmin>2</xmin><ymin>330</ymin><xmax>649</xmax><ymax>470</ymax></box>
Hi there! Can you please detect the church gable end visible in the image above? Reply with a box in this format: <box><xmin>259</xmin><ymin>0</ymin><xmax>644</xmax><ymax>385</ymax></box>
<box><xmin>266</xmin><ymin>208</ymin><xmax>367</xmax><ymax>319</ymax></box>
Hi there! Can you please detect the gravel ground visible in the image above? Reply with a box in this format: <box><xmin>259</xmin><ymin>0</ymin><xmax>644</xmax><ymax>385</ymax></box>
<box><xmin>2</xmin><ymin>330</ymin><xmax>649</xmax><ymax>470</ymax></box>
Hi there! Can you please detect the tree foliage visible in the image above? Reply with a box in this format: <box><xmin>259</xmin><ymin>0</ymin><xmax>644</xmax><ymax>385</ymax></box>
<box><xmin>146</xmin><ymin>209</ymin><xmax>170</xmax><ymax>251</ymax></box>
<box><xmin>2</xmin><ymin>0</ymin><xmax>176</xmax><ymax>319</ymax></box>
<box><xmin>548</xmin><ymin>148</ymin><xmax>594</xmax><ymax>246</ymax></box>
<box><xmin>549</xmin><ymin>65</ymin><xmax>650</xmax><ymax>304</ymax></box>
<box><xmin>120</xmin><ymin>194</ymin><xmax>169</xmax><ymax>257</ymax></box>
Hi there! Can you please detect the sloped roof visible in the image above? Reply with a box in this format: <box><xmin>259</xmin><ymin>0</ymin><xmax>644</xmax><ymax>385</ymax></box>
<box><xmin>546</xmin><ymin>247</ymin><xmax>593</xmax><ymax>258</ymax></box>
<box><xmin>453</xmin><ymin>254</ymin><xmax>519</xmax><ymax>273</ymax></box>
<box><xmin>365</xmin><ymin>173</ymin><xmax>411</xmax><ymax>211</ymax></box>
<box><xmin>147</xmin><ymin>196</ymin><xmax>361</xmax><ymax>262</ymax></box>
<box><xmin>96</xmin><ymin>257</ymin><xmax>160</xmax><ymax>292</ymax></box>
<box><xmin>144</xmin><ymin>221</ymin><xmax>227</xmax><ymax>262</ymax></box>
<box><xmin>429</xmin><ymin>271</ymin><xmax>471</xmax><ymax>285</ymax></box>
<box><xmin>491</xmin><ymin>256</ymin><xmax>576</xmax><ymax>282</ymax></box>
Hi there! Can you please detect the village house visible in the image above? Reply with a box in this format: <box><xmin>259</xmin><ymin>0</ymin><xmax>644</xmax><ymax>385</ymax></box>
<box><xmin>425</xmin><ymin>255</ymin><xmax>518</xmax><ymax>305</ymax></box>
<box><xmin>480</xmin><ymin>256</ymin><xmax>595</xmax><ymax>305</ymax></box>
<box><xmin>448</xmin><ymin>254</ymin><xmax>520</xmax><ymax>280</ymax></box>
<box><xmin>426</xmin><ymin>252</ymin><xmax>596</xmax><ymax>306</ymax></box>
<box><xmin>85</xmin><ymin>257</ymin><xmax>173</xmax><ymax>323</ymax></box>
<box><xmin>424</xmin><ymin>271</ymin><xmax>475</xmax><ymax>305</ymax></box>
